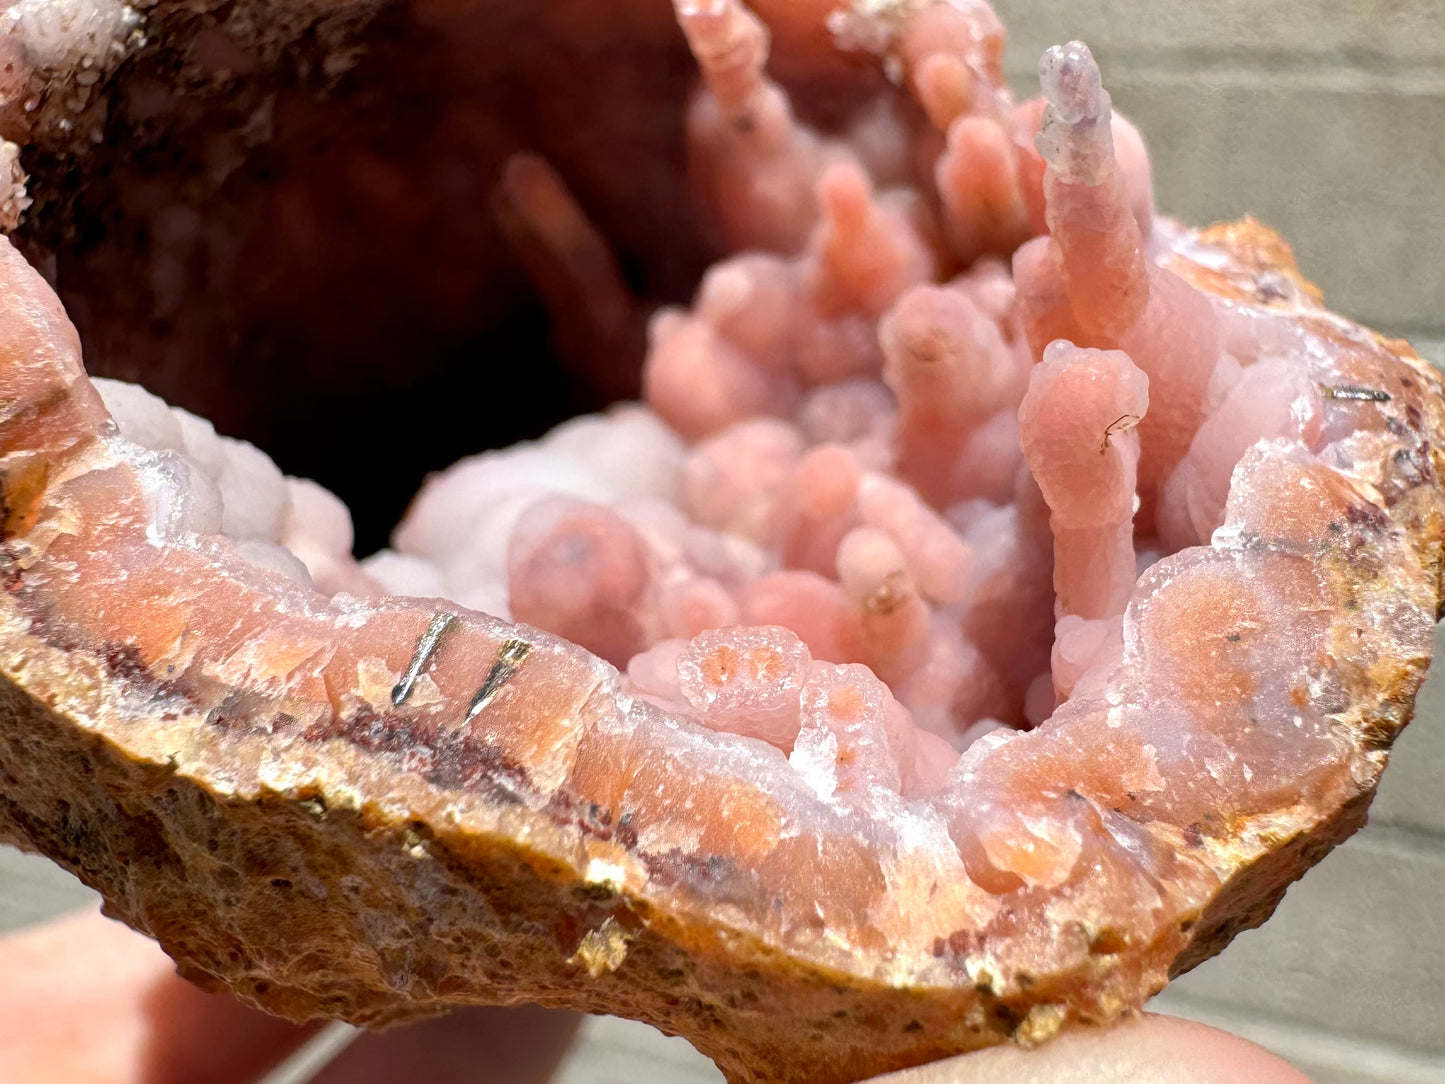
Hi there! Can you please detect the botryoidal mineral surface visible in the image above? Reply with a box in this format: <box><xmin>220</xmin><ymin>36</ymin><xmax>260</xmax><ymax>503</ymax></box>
<box><xmin>0</xmin><ymin>3</ymin><xmax>1442</xmax><ymax>1084</ymax></box>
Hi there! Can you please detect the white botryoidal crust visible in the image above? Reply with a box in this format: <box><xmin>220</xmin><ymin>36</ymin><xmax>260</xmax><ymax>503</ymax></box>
<box><xmin>0</xmin><ymin>0</ymin><xmax>145</xmax><ymax>141</ymax></box>
<box><xmin>0</xmin><ymin>139</ymin><xmax>31</xmax><ymax>230</ymax></box>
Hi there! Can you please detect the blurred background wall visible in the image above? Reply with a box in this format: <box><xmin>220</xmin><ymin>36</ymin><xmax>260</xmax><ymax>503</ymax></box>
<box><xmin>2</xmin><ymin>2</ymin><xmax>1442</xmax><ymax>1083</ymax></box>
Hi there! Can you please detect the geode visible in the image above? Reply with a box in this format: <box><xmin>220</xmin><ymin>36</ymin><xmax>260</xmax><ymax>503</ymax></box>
<box><xmin>0</xmin><ymin>2</ymin><xmax>1441</xmax><ymax>1084</ymax></box>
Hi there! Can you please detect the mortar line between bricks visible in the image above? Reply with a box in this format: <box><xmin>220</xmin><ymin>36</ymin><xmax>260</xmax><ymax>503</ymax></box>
<box><xmin>1355</xmin><ymin>820</ymin><xmax>1445</xmax><ymax>861</ymax></box>
<box><xmin>1003</xmin><ymin>60</ymin><xmax>1445</xmax><ymax>96</ymax></box>
<box><xmin>1152</xmin><ymin>989</ymin><xmax>1445</xmax><ymax>1082</ymax></box>
<box><xmin>1001</xmin><ymin>43</ymin><xmax>1445</xmax><ymax>73</ymax></box>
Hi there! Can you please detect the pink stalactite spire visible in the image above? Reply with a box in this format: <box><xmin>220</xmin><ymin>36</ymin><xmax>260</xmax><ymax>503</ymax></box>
<box><xmin>898</xmin><ymin>0</ymin><xmax>1036</xmax><ymax>267</ymax></box>
<box><xmin>935</xmin><ymin>114</ymin><xmax>1034</xmax><ymax>267</ymax></box>
<box><xmin>896</xmin><ymin>0</ymin><xmax>1009</xmax><ymax>132</ymax></box>
<box><xmin>1018</xmin><ymin>339</ymin><xmax>1149</xmax><ymax>624</ymax></box>
<box><xmin>806</xmin><ymin>159</ymin><xmax>939</xmax><ymax>321</ymax></box>
<box><xmin>673</xmin><ymin>0</ymin><xmax>773</xmax><ymax>119</ymax></box>
<box><xmin>880</xmin><ymin>278</ymin><xmax>1030</xmax><ymax>507</ymax></box>
<box><xmin>492</xmin><ymin>153</ymin><xmax>644</xmax><ymax>402</ymax></box>
<box><xmin>674</xmin><ymin>0</ymin><xmax>836</xmax><ymax>255</ymax></box>
<box><xmin>833</xmin><ymin>525</ymin><xmax>933</xmax><ymax>684</ymax></box>
<box><xmin>1034</xmin><ymin>41</ymin><xmax>1150</xmax><ymax>346</ymax></box>
<box><xmin>1019</xmin><ymin>41</ymin><xmax>1220</xmax><ymax>527</ymax></box>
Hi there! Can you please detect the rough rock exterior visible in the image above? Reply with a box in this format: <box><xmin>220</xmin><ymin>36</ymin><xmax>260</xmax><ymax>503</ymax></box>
<box><xmin>0</xmin><ymin>4</ymin><xmax>1443</xmax><ymax>1084</ymax></box>
<box><xmin>0</xmin><ymin>221</ymin><xmax>1439</xmax><ymax>1084</ymax></box>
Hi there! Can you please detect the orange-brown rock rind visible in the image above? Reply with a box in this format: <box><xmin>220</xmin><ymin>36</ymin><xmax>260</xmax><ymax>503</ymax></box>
<box><xmin>1169</xmin><ymin>785</ymin><xmax>1374</xmax><ymax>979</ymax></box>
<box><xmin>0</xmin><ymin>654</ymin><xmax>1024</xmax><ymax>1084</ymax></box>
<box><xmin>1</xmin><ymin>215</ymin><xmax>1442</xmax><ymax>1084</ymax></box>
<box><xmin>2</xmin><ymin>497</ymin><xmax>1435</xmax><ymax>1084</ymax></box>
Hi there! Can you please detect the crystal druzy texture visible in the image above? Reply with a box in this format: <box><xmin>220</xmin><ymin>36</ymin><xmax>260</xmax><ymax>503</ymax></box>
<box><xmin>0</xmin><ymin>3</ymin><xmax>1443</xmax><ymax>1084</ymax></box>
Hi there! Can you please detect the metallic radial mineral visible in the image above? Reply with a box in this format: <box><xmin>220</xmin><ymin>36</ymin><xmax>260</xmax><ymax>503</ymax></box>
<box><xmin>0</xmin><ymin>2</ymin><xmax>1441</xmax><ymax>1084</ymax></box>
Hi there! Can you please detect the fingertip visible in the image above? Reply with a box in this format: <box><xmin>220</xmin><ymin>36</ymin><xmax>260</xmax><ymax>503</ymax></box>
<box><xmin>869</xmin><ymin>1013</ymin><xmax>1311</xmax><ymax>1084</ymax></box>
<box><xmin>0</xmin><ymin>905</ymin><xmax>316</xmax><ymax>1084</ymax></box>
<box><xmin>310</xmin><ymin>1004</ymin><xmax>581</xmax><ymax>1084</ymax></box>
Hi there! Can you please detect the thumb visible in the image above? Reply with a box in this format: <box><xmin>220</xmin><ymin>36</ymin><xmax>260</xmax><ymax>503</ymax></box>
<box><xmin>867</xmin><ymin>1014</ymin><xmax>1311</xmax><ymax>1084</ymax></box>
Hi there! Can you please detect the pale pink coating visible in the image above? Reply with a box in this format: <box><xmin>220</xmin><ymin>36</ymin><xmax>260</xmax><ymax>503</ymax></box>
<box><xmin>678</xmin><ymin>625</ymin><xmax>812</xmax><ymax>747</ymax></box>
<box><xmin>675</xmin><ymin>0</ymin><xmax>835</xmax><ymax>254</ymax></box>
<box><xmin>793</xmin><ymin>662</ymin><xmax>909</xmax><ymax>798</ymax></box>
<box><xmin>329</xmin><ymin>5</ymin><xmax>1432</xmax><ymax>911</ymax></box>
<box><xmin>1018</xmin><ymin>340</ymin><xmax>1148</xmax><ymax>621</ymax></box>
<box><xmin>506</xmin><ymin>498</ymin><xmax>652</xmax><ymax>667</ymax></box>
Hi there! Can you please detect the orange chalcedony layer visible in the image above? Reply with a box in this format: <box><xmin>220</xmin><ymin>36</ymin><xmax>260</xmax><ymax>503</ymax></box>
<box><xmin>0</xmin><ymin>3</ymin><xmax>1442</xmax><ymax>1084</ymax></box>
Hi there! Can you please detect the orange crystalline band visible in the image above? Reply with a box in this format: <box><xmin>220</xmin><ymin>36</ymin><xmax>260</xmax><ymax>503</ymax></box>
<box><xmin>0</xmin><ymin>3</ymin><xmax>1442</xmax><ymax>1084</ymax></box>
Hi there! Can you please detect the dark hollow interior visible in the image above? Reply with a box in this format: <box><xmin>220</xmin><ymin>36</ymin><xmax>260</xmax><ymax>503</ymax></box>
<box><xmin>15</xmin><ymin>0</ymin><xmax>724</xmax><ymax>552</ymax></box>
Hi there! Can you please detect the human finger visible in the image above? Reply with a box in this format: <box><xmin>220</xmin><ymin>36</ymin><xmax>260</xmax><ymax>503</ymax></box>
<box><xmin>309</xmin><ymin>1004</ymin><xmax>579</xmax><ymax>1084</ymax></box>
<box><xmin>0</xmin><ymin>905</ymin><xmax>317</xmax><ymax>1084</ymax></box>
<box><xmin>0</xmin><ymin>903</ymin><xmax>584</xmax><ymax>1084</ymax></box>
<box><xmin>865</xmin><ymin>1013</ymin><xmax>1312</xmax><ymax>1084</ymax></box>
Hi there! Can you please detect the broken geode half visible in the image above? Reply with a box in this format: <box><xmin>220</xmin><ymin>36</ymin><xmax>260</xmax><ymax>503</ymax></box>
<box><xmin>0</xmin><ymin>3</ymin><xmax>1442</xmax><ymax>1084</ymax></box>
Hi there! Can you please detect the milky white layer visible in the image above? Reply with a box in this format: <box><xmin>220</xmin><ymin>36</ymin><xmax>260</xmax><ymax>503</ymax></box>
<box><xmin>93</xmin><ymin>377</ymin><xmax>363</xmax><ymax>593</ymax></box>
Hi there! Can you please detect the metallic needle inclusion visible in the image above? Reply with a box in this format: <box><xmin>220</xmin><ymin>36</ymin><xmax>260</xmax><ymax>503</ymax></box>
<box><xmin>6</xmin><ymin>1</ymin><xmax>1439</xmax><ymax>1076</ymax></box>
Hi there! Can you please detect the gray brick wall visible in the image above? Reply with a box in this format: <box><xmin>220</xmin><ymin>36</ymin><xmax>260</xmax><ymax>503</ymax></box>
<box><xmin>3</xmin><ymin>3</ymin><xmax>1444</xmax><ymax>1082</ymax></box>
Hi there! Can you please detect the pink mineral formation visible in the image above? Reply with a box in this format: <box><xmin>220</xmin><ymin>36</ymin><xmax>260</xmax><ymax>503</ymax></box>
<box><xmin>1019</xmin><ymin>340</ymin><xmax>1147</xmax><ymax>622</ymax></box>
<box><xmin>0</xmin><ymin>2</ymin><xmax>1440</xmax><ymax>1084</ymax></box>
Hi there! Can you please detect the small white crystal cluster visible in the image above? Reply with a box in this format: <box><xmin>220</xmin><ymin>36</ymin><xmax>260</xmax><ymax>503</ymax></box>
<box><xmin>368</xmin><ymin>408</ymin><xmax>688</xmax><ymax>619</ymax></box>
<box><xmin>0</xmin><ymin>0</ymin><xmax>144</xmax><ymax>136</ymax></box>
<box><xmin>93</xmin><ymin>377</ymin><xmax>361</xmax><ymax>593</ymax></box>
<box><xmin>0</xmin><ymin>139</ymin><xmax>31</xmax><ymax>230</ymax></box>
